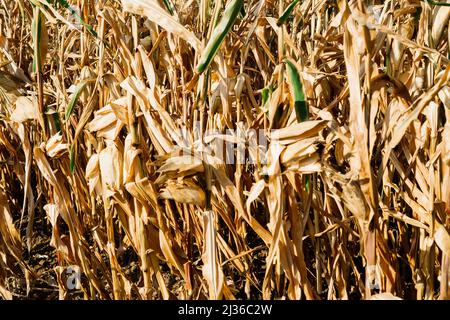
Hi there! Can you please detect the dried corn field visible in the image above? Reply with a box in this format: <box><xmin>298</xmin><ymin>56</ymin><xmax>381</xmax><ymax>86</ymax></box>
<box><xmin>1</xmin><ymin>0</ymin><xmax>450</xmax><ymax>300</ymax></box>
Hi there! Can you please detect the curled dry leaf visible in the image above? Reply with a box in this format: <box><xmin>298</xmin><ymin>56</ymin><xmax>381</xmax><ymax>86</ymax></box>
<box><xmin>45</xmin><ymin>132</ymin><xmax>68</xmax><ymax>158</ymax></box>
<box><xmin>160</xmin><ymin>180</ymin><xmax>206</xmax><ymax>207</ymax></box>
<box><xmin>87</xmin><ymin>104</ymin><xmax>125</xmax><ymax>141</ymax></box>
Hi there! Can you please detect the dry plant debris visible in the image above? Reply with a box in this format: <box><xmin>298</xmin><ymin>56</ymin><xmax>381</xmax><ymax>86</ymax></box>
<box><xmin>1</xmin><ymin>0</ymin><xmax>450</xmax><ymax>300</ymax></box>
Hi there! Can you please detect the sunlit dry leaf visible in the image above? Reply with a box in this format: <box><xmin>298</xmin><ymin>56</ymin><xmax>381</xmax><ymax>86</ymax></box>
<box><xmin>10</xmin><ymin>96</ymin><xmax>38</xmax><ymax>123</ymax></box>
<box><xmin>121</xmin><ymin>0</ymin><xmax>201</xmax><ymax>51</ymax></box>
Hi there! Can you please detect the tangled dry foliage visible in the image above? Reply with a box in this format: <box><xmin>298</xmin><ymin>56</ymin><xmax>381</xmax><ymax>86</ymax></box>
<box><xmin>1</xmin><ymin>0</ymin><xmax>450</xmax><ymax>300</ymax></box>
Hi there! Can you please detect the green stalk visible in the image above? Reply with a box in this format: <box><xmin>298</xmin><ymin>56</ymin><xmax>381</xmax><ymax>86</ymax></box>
<box><xmin>284</xmin><ymin>57</ymin><xmax>319</xmax><ymax>294</ymax></box>
<box><xmin>285</xmin><ymin>58</ymin><xmax>310</xmax><ymax>193</ymax></box>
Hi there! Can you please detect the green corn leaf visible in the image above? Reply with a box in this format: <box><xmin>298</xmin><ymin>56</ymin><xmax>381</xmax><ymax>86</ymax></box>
<box><xmin>426</xmin><ymin>0</ymin><xmax>450</xmax><ymax>6</ymax></box>
<box><xmin>277</xmin><ymin>0</ymin><xmax>300</xmax><ymax>26</ymax></box>
<box><xmin>196</xmin><ymin>0</ymin><xmax>244</xmax><ymax>73</ymax></box>
<box><xmin>285</xmin><ymin>58</ymin><xmax>308</xmax><ymax>122</ymax></box>
<box><xmin>65</xmin><ymin>80</ymin><xmax>89</xmax><ymax>121</ymax></box>
<box><xmin>52</xmin><ymin>112</ymin><xmax>62</xmax><ymax>133</ymax></box>
<box><xmin>239</xmin><ymin>3</ymin><xmax>246</xmax><ymax>18</ymax></box>
<box><xmin>261</xmin><ymin>86</ymin><xmax>270</xmax><ymax>106</ymax></box>
<box><xmin>261</xmin><ymin>84</ymin><xmax>273</xmax><ymax>117</ymax></box>
<box><xmin>31</xmin><ymin>8</ymin><xmax>48</xmax><ymax>74</ymax></box>
<box><xmin>162</xmin><ymin>0</ymin><xmax>175</xmax><ymax>15</ymax></box>
<box><xmin>69</xmin><ymin>145</ymin><xmax>75</xmax><ymax>174</ymax></box>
